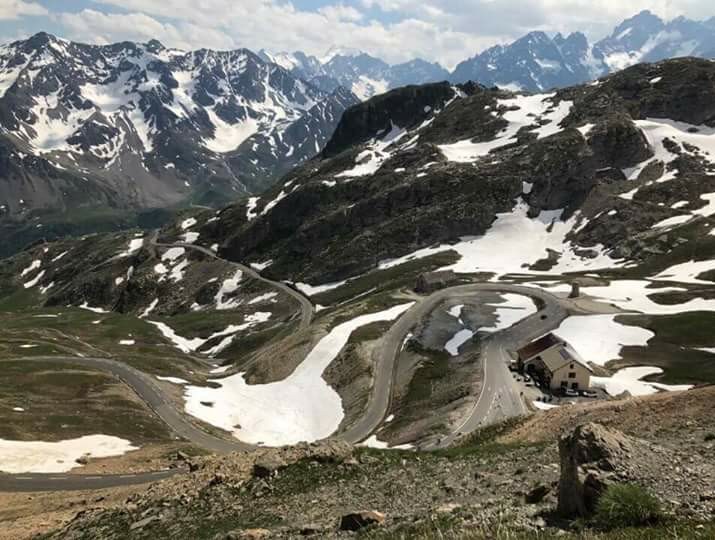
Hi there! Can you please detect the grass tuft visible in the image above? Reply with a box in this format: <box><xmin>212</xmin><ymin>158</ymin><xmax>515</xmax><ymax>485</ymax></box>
<box><xmin>594</xmin><ymin>484</ymin><xmax>663</xmax><ymax>531</ymax></box>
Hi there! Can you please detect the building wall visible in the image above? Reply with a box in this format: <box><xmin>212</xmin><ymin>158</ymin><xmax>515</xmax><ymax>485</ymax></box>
<box><xmin>551</xmin><ymin>362</ymin><xmax>590</xmax><ymax>391</ymax></box>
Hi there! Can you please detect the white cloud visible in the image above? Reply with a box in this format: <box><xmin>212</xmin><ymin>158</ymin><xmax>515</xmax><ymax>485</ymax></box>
<box><xmin>79</xmin><ymin>0</ymin><xmax>496</xmax><ymax>67</ymax></box>
<box><xmin>41</xmin><ymin>1</ymin><xmax>715</xmax><ymax>67</ymax></box>
<box><xmin>0</xmin><ymin>0</ymin><xmax>47</xmax><ymax>20</ymax></box>
<box><xmin>58</xmin><ymin>9</ymin><xmax>235</xmax><ymax>50</ymax></box>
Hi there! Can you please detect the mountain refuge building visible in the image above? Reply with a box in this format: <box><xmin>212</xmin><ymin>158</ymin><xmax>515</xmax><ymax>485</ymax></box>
<box><xmin>516</xmin><ymin>333</ymin><xmax>592</xmax><ymax>392</ymax></box>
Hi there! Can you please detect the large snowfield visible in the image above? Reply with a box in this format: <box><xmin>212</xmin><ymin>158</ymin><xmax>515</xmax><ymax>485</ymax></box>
<box><xmin>183</xmin><ymin>303</ymin><xmax>414</xmax><ymax>446</ymax></box>
<box><xmin>378</xmin><ymin>202</ymin><xmax>621</xmax><ymax>278</ymax></box>
<box><xmin>553</xmin><ymin>314</ymin><xmax>654</xmax><ymax>366</ymax></box>
<box><xmin>0</xmin><ymin>435</ymin><xmax>137</xmax><ymax>473</ymax></box>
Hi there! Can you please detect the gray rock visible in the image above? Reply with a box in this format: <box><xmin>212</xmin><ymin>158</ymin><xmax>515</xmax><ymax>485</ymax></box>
<box><xmin>338</xmin><ymin>511</ymin><xmax>386</xmax><ymax>531</ymax></box>
<box><xmin>252</xmin><ymin>456</ymin><xmax>287</xmax><ymax>479</ymax></box>
<box><xmin>525</xmin><ymin>484</ymin><xmax>551</xmax><ymax>504</ymax></box>
<box><xmin>557</xmin><ymin>423</ymin><xmax>635</xmax><ymax>517</ymax></box>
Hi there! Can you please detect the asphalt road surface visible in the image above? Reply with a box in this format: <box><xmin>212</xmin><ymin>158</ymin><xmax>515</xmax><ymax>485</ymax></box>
<box><xmin>341</xmin><ymin>283</ymin><xmax>567</xmax><ymax>445</ymax></box>
<box><xmin>0</xmin><ymin>470</ymin><xmax>178</xmax><ymax>493</ymax></box>
<box><xmin>0</xmin><ymin>355</ymin><xmax>250</xmax><ymax>492</ymax></box>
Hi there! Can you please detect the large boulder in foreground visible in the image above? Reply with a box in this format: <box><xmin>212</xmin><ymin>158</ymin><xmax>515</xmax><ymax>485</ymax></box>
<box><xmin>557</xmin><ymin>423</ymin><xmax>637</xmax><ymax>517</ymax></box>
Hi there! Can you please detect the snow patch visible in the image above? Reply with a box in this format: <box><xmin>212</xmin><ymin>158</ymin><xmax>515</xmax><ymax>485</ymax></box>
<box><xmin>0</xmin><ymin>435</ymin><xmax>138</xmax><ymax>473</ymax></box>
<box><xmin>553</xmin><ymin>315</ymin><xmax>654</xmax><ymax>366</ymax></box>
<box><xmin>183</xmin><ymin>303</ymin><xmax>414</xmax><ymax>446</ymax></box>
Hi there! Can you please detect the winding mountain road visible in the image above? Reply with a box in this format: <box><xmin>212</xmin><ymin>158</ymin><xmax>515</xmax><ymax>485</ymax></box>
<box><xmin>152</xmin><ymin>239</ymin><xmax>314</xmax><ymax>330</ymax></box>
<box><xmin>2</xmin><ymin>248</ymin><xmax>574</xmax><ymax>492</ymax></box>
<box><xmin>340</xmin><ymin>283</ymin><xmax>568</xmax><ymax>445</ymax></box>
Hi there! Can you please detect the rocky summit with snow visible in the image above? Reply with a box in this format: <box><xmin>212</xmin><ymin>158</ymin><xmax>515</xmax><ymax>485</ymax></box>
<box><xmin>2</xmin><ymin>10</ymin><xmax>715</xmax><ymax>258</ymax></box>
<box><xmin>182</xmin><ymin>57</ymin><xmax>715</xmax><ymax>287</ymax></box>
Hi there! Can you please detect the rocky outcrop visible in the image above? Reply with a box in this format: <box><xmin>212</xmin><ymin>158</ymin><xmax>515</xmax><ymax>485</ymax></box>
<box><xmin>322</xmin><ymin>82</ymin><xmax>457</xmax><ymax>157</ymax></box>
<box><xmin>557</xmin><ymin>423</ymin><xmax>638</xmax><ymax>517</ymax></box>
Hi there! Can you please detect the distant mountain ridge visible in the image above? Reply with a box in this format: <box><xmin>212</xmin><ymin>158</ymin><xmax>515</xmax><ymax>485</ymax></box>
<box><xmin>262</xmin><ymin>10</ymin><xmax>715</xmax><ymax>96</ymax></box>
<box><xmin>1</xmin><ymin>9</ymin><xmax>715</xmax><ymax>257</ymax></box>
<box><xmin>452</xmin><ymin>10</ymin><xmax>715</xmax><ymax>90</ymax></box>
<box><xmin>259</xmin><ymin>49</ymin><xmax>449</xmax><ymax>100</ymax></box>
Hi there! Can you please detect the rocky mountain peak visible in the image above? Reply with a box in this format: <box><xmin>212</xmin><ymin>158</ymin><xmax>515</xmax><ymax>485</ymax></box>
<box><xmin>0</xmin><ymin>33</ymin><xmax>359</xmax><ymax>256</ymax></box>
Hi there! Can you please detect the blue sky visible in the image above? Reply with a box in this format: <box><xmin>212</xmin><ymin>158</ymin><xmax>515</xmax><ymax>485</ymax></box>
<box><xmin>1</xmin><ymin>1</ymin><xmax>713</xmax><ymax>68</ymax></box>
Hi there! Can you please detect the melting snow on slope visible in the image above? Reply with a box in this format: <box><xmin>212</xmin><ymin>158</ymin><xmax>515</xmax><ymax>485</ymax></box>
<box><xmin>148</xmin><ymin>321</ymin><xmax>205</xmax><ymax>354</ymax></box>
<box><xmin>149</xmin><ymin>312</ymin><xmax>271</xmax><ymax>356</ymax></box>
<box><xmin>562</xmin><ymin>280</ymin><xmax>715</xmax><ymax>315</ymax></box>
<box><xmin>118</xmin><ymin>237</ymin><xmax>144</xmax><ymax>257</ymax></box>
<box><xmin>215</xmin><ymin>270</ymin><xmax>244</xmax><ymax>310</ymax></box>
<box><xmin>445</xmin><ymin>328</ymin><xmax>474</xmax><ymax>356</ymax></box>
<box><xmin>439</xmin><ymin>93</ymin><xmax>573</xmax><ymax>163</ymax></box>
<box><xmin>532</xmin><ymin>401</ymin><xmax>559</xmax><ymax>410</ymax></box>
<box><xmin>444</xmin><ymin>294</ymin><xmax>536</xmax><ymax>356</ymax></box>
<box><xmin>652</xmin><ymin>259</ymin><xmax>715</xmax><ymax>285</ymax></box>
<box><xmin>181</xmin><ymin>217</ymin><xmax>197</xmax><ymax>229</ymax></box>
<box><xmin>203</xmin><ymin>108</ymin><xmax>259</xmax><ymax>153</ymax></box>
<box><xmin>553</xmin><ymin>315</ymin><xmax>654</xmax><ymax>366</ymax></box>
<box><xmin>359</xmin><ymin>435</ymin><xmax>413</xmax><ymax>450</ymax></box>
<box><xmin>379</xmin><ymin>202</ymin><xmax>621</xmax><ymax>278</ymax></box>
<box><xmin>294</xmin><ymin>279</ymin><xmax>349</xmax><ymax>296</ymax></box>
<box><xmin>183</xmin><ymin>232</ymin><xmax>200</xmax><ymax>243</ymax></box>
<box><xmin>27</xmin><ymin>90</ymin><xmax>94</xmax><ymax>154</ymax></box>
<box><xmin>0</xmin><ymin>435</ymin><xmax>137</xmax><ymax>473</ymax></box>
<box><xmin>249</xmin><ymin>292</ymin><xmax>278</xmax><ymax>304</ymax></box>
<box><xmin>20</xmin><ymin>260</ymin><xmax>41</xmax><ymax>277</ymax></box>
<box><xmin>592</xmin><ymin>366</ymin><xmax>692</xmax><ymax>397</ymax></box>
<box><xmin>155</xmin><ymin>247</ymin><xmax>188</xmax><ymax>283</ymax></box>
<box><xmin>625</xmin><ymin>119</ymin><xmax>715</xmax><ymax>184</ymax></box>
<box><xmin>23</xmin><ymin>270</ymin><xmax>45</xmax><ymax>289</ymax></box>
<box><xmin>156</xmin><ymin>376</ymin><xmax>189</xmax><ymax>385</ymax></box>
<box><xmin>78</xmin><ymin>302</ymin><xmax>110</xmax><ymax>314</ymax></box>
<box><xmin>336</xmin><ymin>123</ymin><xmax>407</xmax><ymax>178</ymax></box>
<box><xmin>183</xmin><ymin>303</ymin><xmax>413</xmax><ymax>446</ymax></box>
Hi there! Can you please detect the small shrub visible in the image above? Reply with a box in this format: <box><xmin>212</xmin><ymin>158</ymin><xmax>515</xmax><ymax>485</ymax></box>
<box><xmin>705</xmin><ymin>433</ymin><xmax>715</xmax><ymax>442</ymax></box>
<box><xmin>594</xmin><ymin>483</ymin><xmax>663</xmax><ymax>530</ymax></box>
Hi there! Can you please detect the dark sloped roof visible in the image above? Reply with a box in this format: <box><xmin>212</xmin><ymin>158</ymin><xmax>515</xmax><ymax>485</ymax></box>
<box><xmin>517</xmin><ymin>333</ymin><xmax>559</xmax><ymax>360</ymax></box>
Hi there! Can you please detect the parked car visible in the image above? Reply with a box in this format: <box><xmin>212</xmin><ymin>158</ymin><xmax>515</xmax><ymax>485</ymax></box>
<box><xmin>580</xmin><ymin>390</ymin><xmax>598</xmax><ymax>398</ymax></box>
<box><xmin>523</xmin><ymin>375</ymin><xmax>531</xmax><ymax>382</ymax></box>
<box><xmin>564</xmin><ymin>388</ymin><xmax>579</xmax><ymax>397</ymax></box>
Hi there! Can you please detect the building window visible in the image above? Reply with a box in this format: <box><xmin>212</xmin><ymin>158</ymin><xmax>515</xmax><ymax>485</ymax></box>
<box><xmin>570</xmin><ymin>363</ymin><xmax>574</xmax><ymax>369</ymax></box>
<box><xmin>568</xmin><ymin>372</ymin><xmax>576</xmax><ymax>379</ymax></box>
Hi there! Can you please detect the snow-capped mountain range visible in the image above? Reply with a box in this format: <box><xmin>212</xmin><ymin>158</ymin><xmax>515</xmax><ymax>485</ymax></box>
<box><xmin>451</xmin><ymin>10</ymin><xmax>715</xmax><ymax>91</ymax></box>
<box><xmin>1</xmin><ymin>9</ymin><xmax>715</xmax><ymax>256</ymax></box>
<box><xmin>265</xmin><ymin>10</ymin><xmax>715</xmax><ymax>96</ymax></box>
<box><xmin>259</xmin><ymin>47</ymin><xmax>449</xmax><ymax>101</ymax></box>
<box><xmin>0</xmin><ymin>32</ymin><xmax>357</xmax><ymax>224</ymax></box>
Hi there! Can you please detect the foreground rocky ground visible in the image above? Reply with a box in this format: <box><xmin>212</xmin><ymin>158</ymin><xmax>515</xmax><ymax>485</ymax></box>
<box><xmin>7</xmin><ymin>385</ymin><xmax>707</xmax><ymax>539</ymax></box>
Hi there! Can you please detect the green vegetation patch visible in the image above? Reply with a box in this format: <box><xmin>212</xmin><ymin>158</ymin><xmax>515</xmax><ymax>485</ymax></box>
<box><xmin>312</xmin><ymin>250</ymin><xmax>461</xmax><ymax>306</ymax></box>
<box><xmin>615</xmin><ymin>312</ymin><xmax>715</xmax><ymax>385</ymax></box>
<box><xmin>594</xmin><ymin>484</ymin><xmax>664</xmax><ymax>531</ymax></box>
<box><xmin>0</xmin><ymin>360</ymin><xmax>171</xmax><ymax>442</ymax></box>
